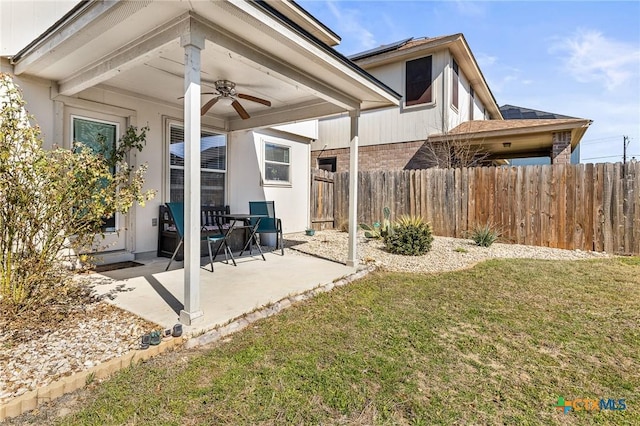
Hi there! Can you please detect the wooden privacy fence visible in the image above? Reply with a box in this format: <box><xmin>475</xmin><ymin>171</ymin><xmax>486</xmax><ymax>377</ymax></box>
<box><xmin>318</xmin><ymin>163</ymin><xmax>640</xmax><ymax>255</ymax></box>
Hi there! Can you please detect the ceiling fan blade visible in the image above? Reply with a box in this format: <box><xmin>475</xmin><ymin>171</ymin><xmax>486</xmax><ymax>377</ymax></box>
<box><xmin>178</xmin><ymin>92</ymin><xmax>217</xmax><ymax>100</ymax></box>
<box><xmin>231</xmin><ymin>100</ymin><xmax>250</xmax><ymax>120</ymax></box>
<box><xmin>201</xmin><ymin>97</ymin><xmax>220</xmax><ymax>115</ymax></box>
<box><xmin>238</xmin><ymin>93</ymin><xmax>271</xmax><ymax>107</ymax></box>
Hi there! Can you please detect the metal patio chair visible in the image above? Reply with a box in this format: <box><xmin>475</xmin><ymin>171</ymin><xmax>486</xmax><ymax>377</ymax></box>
<box><xmin>164</xmin><ymin>202</ymin><xmax>234</xmax><ymax>272</ymax></box>
<box><xmin>248</xmin><ymin>201</ymin><xmax>284</xmax><ymax>255</ymax></box>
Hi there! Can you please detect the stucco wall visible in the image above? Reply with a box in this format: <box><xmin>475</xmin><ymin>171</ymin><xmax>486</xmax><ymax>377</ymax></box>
<box><xmin>4</xmin><ymin>72</ymin><xmax>310</xmax><ymax>257</ymax></box>
<box><xmin>227</xmin><ymin>130</ymin><xmax>311</xmax><ymax>235</ymax></box>
<box><xmin>1</xmin><ymin>61</ymin><xmax>58</xmax><ymax>149</ymax></box>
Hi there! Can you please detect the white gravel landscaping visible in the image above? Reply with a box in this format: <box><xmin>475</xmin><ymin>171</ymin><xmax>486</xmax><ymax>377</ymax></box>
<box><xmin>286</xmin><ymin>229</ymin><xmax>611</xmax><ymax>273</ymax></box>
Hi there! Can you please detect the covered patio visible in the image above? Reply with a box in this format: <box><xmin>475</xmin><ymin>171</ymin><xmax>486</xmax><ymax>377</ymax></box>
<box><xmin>9</xmin><ymin>1</ymin><xmax>400</xmax><ymax>324</ymax></box>
<box><xmin>432</xmin><ymin>118</ymin><xmax>592</xmax><ymax>163</ymax></box>
<box><xmin>91</xmin><ymin>248</ymin><xmax>357</xmax><ymax>337</ymax></box>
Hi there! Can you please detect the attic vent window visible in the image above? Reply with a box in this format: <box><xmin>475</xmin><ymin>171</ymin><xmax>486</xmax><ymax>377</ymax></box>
<box><xmin>405</xmin><ymin>56</ymin><xmax>433</xmax><ymax>106</ymax></box>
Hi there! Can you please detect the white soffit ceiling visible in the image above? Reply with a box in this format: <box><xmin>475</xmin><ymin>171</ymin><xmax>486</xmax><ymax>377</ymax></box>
<box><xmin>16</xmin><ymin>0</ymin><xmax>397</xmax><ymax>126</ymax></box>
<box><xmin>105</xmin><ymin>40</ymin><xmax>317</xmax><ymax>119</ymax></box>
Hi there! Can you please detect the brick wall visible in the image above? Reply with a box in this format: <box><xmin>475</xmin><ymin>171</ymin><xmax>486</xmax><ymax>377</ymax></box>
<box><xmin>312</xmin><ymin>141</ymin><xmax>431</xmax><ymax>172</ymax></box>
<box><xmin>551</xmin><ymin>131</ymin><xmax>572</xmax><ymax>164</ymax></box>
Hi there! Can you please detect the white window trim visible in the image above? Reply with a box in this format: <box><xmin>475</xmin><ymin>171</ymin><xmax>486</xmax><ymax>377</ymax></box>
<box><xmin>165</xmin><ymin>118</ymin><xmax>228</xmax><ymax>204</ymax></box>
<box><xmin>402</xmin><ymin>55</ymin><xmax>436</xmax><ymax>111</ymax></box>
<box><xmin>70</xmin><ymin>114</ymin><xmax>121</xmax><ymax>233</ymax></box>
<box><xmin>262</xmin><ymin>139</ymin><xmax>292</xmax><ymax>188</ymax></box>
<box><xmin>450</xmin><ymin>59</ymin><xmax>459</xmax><ymax>113</ymax></box>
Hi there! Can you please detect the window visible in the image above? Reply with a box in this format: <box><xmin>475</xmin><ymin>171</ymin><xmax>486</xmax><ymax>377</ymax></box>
<box><xmin>469</xmin><ymin>86</ymin><xmax>475</xmax><ymax>120</ymax></box>
<box><xmin>405</xmin><ymin>56</ymin><xmax>432</xmax><ymax>106</ymax></box>
<box><xmin>452</xmin><ymin>59</ymin><xmax>459</xmax><ymax>109</ymax></box>
<box><xmin>318</xmin><ymin>157</ymin><xmax>336</xmax><ymax>172</ymax></box>
<box><xmin>264</xmin><ymin>142</ymin><xmax>290</xmax><ymax>184</ymax></box>
<box><xmin>72</xmin><ymin>116</ymin><xmax>118</xmax><ymax>231</ymax></box>
<box><xmin>168</xmin><ymin>123</ymin><xmax>226</xmax><ymax>206</ymax></box>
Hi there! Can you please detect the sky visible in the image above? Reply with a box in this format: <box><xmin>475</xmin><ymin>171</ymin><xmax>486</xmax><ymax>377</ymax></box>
<box><xmin>298</xmin><ymin>0</ymin><xmax>640</xmax><ymax>163</ymax></box>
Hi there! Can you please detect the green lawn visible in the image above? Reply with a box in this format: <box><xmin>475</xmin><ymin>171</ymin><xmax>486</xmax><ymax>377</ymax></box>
<box><xmin>54</xmin><ymin>258</ymin><xmax>639</xmax><ymax>425</ymax></box>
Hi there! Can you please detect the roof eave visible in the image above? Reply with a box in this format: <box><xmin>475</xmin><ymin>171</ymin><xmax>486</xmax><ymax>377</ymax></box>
<box><xmin>12</xmin><ymin>0</ymin><xmax>400</xmax><ymax>110</ymax></box>
<box><xmin>451</xmin><ymin>34</ymin><xmax>502</xmax><ymax>120</ymax></box>
<box><xmin>11</xmin><ymin>0</ymin><xmax>92</xmax><ymax>64</ymax></box>
<box><xmin>251</xmin><ymin>1</ymin><xmax>401</xmax><ymax>104</ymax></box>
<box><xmin>352</xmin><ymin>34</ymin><xmax>462</xmax><ymax>67</ymax></box>
<box><xmin>263</xmin><ymin>0</ymin><xmax>341</xmax><ymax>47</ymax></box>
<box><xmin>430</xmin><ymin>119</ymin><xmax>592</xmax><ymax>142</ymax></box>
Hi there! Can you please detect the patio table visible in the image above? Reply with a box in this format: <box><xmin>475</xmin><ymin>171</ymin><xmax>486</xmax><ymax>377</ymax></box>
<box><xmin>218</xmin><ymin>214</ymin><xmax>267</xmax><ymax>261</ymax></box>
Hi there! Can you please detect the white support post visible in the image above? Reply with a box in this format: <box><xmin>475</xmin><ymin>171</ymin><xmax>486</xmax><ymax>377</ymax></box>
<box><xmin>347</xmin><ymin>108</ymin><xmax>360</xmax><ymax>267</ymax></box>
<box><xmin>179</xmin><ymin>30</ymin><xmax>205</xmax><ymax>325</ymax></box>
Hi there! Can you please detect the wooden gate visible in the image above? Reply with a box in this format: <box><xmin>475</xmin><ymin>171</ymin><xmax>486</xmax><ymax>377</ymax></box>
<box><xmin>310</xmin><ymin>168</ymin><xmax>335</xmax><ymax>230</ymax></box>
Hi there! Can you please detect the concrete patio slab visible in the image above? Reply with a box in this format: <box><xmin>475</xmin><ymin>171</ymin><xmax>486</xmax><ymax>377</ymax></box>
<box><xmin>89</xmin><ymin>249</ymin><xmax>356</xmax><ymax>336</ymax></box>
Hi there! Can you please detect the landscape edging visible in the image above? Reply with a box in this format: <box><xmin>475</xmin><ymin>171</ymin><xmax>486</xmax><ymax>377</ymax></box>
<box><xmin>0</xmin><ymin>336</ymin><xmax>183</xmax><ymax>421</ymax></box>
<box><xmin>0</xmin><ymin>265</ymin><xmax>375</xmax><ymax>421</ymax></box>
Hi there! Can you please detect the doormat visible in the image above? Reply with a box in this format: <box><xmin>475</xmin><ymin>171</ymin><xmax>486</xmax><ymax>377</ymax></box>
<box><xmin>93</xmin><ymin>261</ymin><xmax>144</xmax><ymax>273</ymax></box>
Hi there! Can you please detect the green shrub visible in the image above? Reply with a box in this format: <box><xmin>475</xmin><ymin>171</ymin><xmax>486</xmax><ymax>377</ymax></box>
<box><xmin>383</xmin><ymin>215</ymin><xmax>433</xmax><ymax>256</ymax></box>
<box><xmin>470</xmin><ymin>222</ymin><xmax>500</xmax><ymax>247</ymax></box>
<box><xmin>0</xmin><ymin>73</ymin><xmax>155</xmax><ymax>313</ymax></box>
<box><xmin>360</xmin><ymin>207</ymin><xmax>391</xmax><ymax>239</ymax></box>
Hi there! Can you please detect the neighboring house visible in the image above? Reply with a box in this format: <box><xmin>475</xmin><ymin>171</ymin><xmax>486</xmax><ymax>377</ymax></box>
<box><xmin>499</xmin><ymin>105</ymin><xmax>582</xmax><ymax>164</ymax></box>
<box><xmin>1</xmin><ymin>0</ymin><xmax>400</xmax><ymax>324</ymax></box>
<box><xmin>311</xmin><ymin>35</ymin><xmax>591</xmax><ymax>171</ymax></box>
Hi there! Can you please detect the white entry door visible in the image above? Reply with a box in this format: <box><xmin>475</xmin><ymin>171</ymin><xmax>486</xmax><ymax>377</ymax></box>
<box><xmin>71</xmin><ymin>114</ymin><xmax>127</xmax><ymax>252</ymax></box>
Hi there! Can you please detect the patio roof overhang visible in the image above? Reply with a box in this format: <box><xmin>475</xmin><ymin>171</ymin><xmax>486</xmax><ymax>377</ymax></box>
<box><xmin>429</xmin><ymin>118</ymin><xmax>592</xmax><ymax>160</ymax></box>
<box><xmin>10</xmin><ymin>0</ymin><xmax>399</xmax><ymax>325</ymax></box>
<box><xmin>10</xmin><ymin>1</ymin><xmax>400</xmax><ymax>131</ymax></box>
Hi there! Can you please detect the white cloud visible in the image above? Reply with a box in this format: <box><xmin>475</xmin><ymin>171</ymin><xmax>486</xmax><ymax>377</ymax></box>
<box><xmin>475</xmin><ymin>53</ymin><xmax>535</xmax><ymax>92</ymax></box>
<box><xmin>549</xmin><ymin>29</ymin><xmax>640</xmax><ymax>91</ymax></box>
<box><xmin>484</xmin><ymin>64</ymin><xmax>527</xmax><ymax>95</ymax></box>
<box><xmin>326</xmin><ymin>0</ymin><xmax>377</xmax><ymax>53</ymax></box>
<box><xmin>475</xmin><ymin>52</ymin><xmax>497</xmax><ymax>68</ymax></box>
<box><xmin>453</xmin><ymin>0</ymin><xmax>486</xmax><ymax>17</ymax></box>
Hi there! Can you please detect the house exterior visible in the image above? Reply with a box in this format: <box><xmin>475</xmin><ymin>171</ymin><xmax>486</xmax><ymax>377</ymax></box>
<box><xmin>1</xmin><ymin>0</ymin><xmax>400</xmax><ymax>324</ymax></box>
<box><xmin>311</xmin><ymin>35</ymin><xmax>591</xmax><ymax>171</ymax></box>
<box><xmin>500</xmin><ymin>105</ymin><xmax>582</xmax><ymax>164</ymax></box>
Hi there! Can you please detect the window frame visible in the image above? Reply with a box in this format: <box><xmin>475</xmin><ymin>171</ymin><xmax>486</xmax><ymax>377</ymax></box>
<box><xmin>469</xmin><ymin>86</ymin><xmax>475</xmax><ymax>120</ymax></box>
<box><xmin>451</xmin><ymin>59</ymin><xmax>459</xmax><ymax>110</ymax></box>
<box><xmin>166</xmin><ymin>119</ymin><xmax>227</xmax><ymax>206</ymax></box>
<box><xmin>318</xmin><ymin>156</ymin><xmax>337</xmax><ymax>172</ymax></box>
<box><xmin>262</xmin><ymin>140</ymin><xmax>292</xmax><ymax>187</ymax></box>
<box><xmin>404</xmin><ymin>55</ymin><xmax>434</xmax><ymax>108</ymax></box>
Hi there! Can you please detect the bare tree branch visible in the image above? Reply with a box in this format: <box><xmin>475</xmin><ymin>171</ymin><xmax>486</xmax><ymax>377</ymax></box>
<box><xmin>415</xmin><ymin>111</ymin><xmax>491</xmax><ymax>169</ymax></box>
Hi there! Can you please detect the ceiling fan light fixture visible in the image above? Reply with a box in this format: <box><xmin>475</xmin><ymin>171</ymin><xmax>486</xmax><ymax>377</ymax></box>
<box><xmin>217</xmin><ymin>97</ymin><xmax>234</xmax><ymax>107</ymax></box>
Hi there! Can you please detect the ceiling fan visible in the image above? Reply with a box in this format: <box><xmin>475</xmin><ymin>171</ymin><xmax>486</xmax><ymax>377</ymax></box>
<box><xmin>197</xmin><ymin>79</ymin><xmax>271</xmax><ymax>119</ymax></box>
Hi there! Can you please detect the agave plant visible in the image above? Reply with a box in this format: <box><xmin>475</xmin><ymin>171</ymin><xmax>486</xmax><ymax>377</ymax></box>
<box><xmin>383</xmin><ymin>215</ymin><xmax>433</xmax><ymax>255</ymax></box>
<box><xmin>470</xmin><ymin>222</ymin><xmax>501</xmax><ymax>247</ymax></box>
<box><xmin>360</xmin><ymin>206</ymin><xmax>392</xmax><ymax>239</ymax></box>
